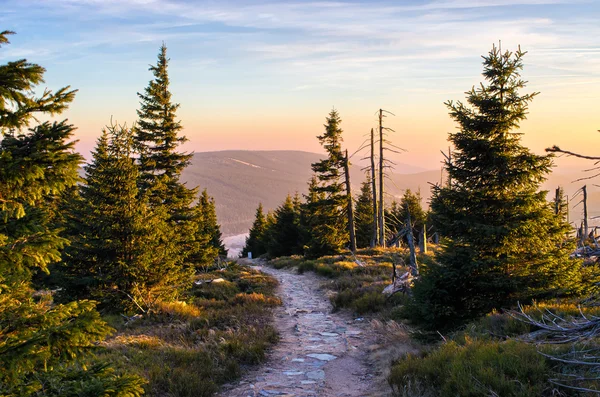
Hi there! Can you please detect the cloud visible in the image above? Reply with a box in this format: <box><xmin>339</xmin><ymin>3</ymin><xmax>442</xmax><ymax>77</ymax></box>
<box><xmin>4</xmin><ymin>0</ymin><xmax>599</xmax><ymax>93</ymax></box>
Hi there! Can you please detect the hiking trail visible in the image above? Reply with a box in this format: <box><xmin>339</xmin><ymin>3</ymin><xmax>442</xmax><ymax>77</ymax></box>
<box><xmin>219</xmin><ymin>261</ymin><xmax>395</xmax><ymax>397</ymax></box>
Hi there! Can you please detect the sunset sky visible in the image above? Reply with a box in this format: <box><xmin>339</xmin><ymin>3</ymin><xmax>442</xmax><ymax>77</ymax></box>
<box><xmin>2</xmin><ymin>0</ymin><xmax>599</xmax><ymax>172</ymax></box>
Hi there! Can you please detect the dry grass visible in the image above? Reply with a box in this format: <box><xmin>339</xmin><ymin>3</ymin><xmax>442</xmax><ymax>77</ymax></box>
<box><xmin>99</xmin><ymin>262</ymin><xmax>280</xmax><ymax>397</ymax></box>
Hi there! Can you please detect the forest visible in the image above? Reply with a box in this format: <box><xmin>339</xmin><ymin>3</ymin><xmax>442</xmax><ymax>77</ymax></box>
<box><xmin>2</xmin><ymin>26</ymin><xmax>600</xmax><ymax>397</ymax></box>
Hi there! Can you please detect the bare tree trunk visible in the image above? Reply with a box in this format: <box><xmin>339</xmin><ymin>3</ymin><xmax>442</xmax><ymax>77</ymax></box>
<box><xmin>419</xmin><ymin>224</ymin><xmax>427</xmax><ymax>254</ymax></box>
<box><xmin>406</xmin><ymin>211</ymin><xmax>418</xmax><ymax>276</ymax></box>
<box><xmin>370</xmin><ymin>128</ymin><xmax>378</xmax><ymax>247</ymax></box>
<box><xmin>378</xmin><ymin>109</ymin><xmax>386</xmax><ymax>247</ymax></box>
<box><xmin>583</xmin><ymin>184</ymin><xmax>588</xmax><ymax>241</ymax></box>
<box><xmin>344</xmin><ymin>149</ymin><xmax>357</xmax><ymax>253</ymax></box>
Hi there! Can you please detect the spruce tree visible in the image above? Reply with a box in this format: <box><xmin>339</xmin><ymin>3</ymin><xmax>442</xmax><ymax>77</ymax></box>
<box><xmin>305</xmin><ymin>110</ymin><xmax>348</xmax><ymax>258</ymax></box>
<box><xmin>242</xmin><ymin>203</ymin><xmax>268</xmax><ymax>258</ymax></box>
<box><xmin>61</xmin><ymin>123</ymin><xmax>192</xmax><ymax>311</ymax></box>
<box><xmin>410</xmin><ymin>45</ymin><xmax>579</xmax><ymax>330</ymax></box>
<box><xmin>134</xmin><ymin>44</ymin><xmax>218</xmax><ymax>269</ymax></box>
<box><xmin>134</xmin><ymin>44</ymin><xmax>195</xmax><ymax>212</ymax></box>
<box><xmin>196</xmin><ymin>189</ymin><xmax>227</xmax><ymax>258</ymax></box>
<box><xmin>397</xmin><ymin>189</ymin><xmax>427</xmax><ymax>245</ymax></box>
<box><xmin>0</xmin><ymin>31</ymin><xmax>144</xmax><ymax>396</ymax></box>
<box><xmin>267</xmin><ymin>194</ymin><xmax>303</xmax><ymax>258</ymax></box>
<box><xmin>354</xmin><ymin>180</ymin><xmax>374</xmax><ymax>248</ymax></box>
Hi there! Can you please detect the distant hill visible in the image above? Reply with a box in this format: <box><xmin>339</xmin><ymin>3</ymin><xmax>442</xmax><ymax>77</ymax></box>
<box><xmin>180</xmin><ymin>150</ymin><xmax>600</xmax><ymax>237</ymax></box>
<box><xmin>180</xmin><ymin>150</ymin><xmax>441</xmax><ymax>236</ymax></box>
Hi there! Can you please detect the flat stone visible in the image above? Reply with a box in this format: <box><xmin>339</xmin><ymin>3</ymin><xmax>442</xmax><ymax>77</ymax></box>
<box><xmin>283</xmin><ymin>371</ymin><xmax>304</xmax><ymax>376</ymax></box>
<box><xmin>305</xmin><ymin>370</ymin><xmax>325</xmax><ymax>380</ymax></box>
<box><xmin>301</xmin><ymin>380</ymin><xmax>317</xmax><ymax>385</ymax></box>
<box><xmin>319</xmin><ymin>332</ymin><xmax>339</xmax><ymax>337</ymax></box>
<box><xmin>291</xmin><ymin>358</ymin><xmax>305</xmax><ymax>362</ymax></box>
<box><xmin>306</xmin><ymin>353</ymin><xmax>337</xmax><ymax>361</ymax></box>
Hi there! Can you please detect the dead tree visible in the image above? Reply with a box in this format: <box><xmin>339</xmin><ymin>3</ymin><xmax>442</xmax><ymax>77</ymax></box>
<box><xmin>370</xmin><ymin>128</ymin><xmax>379</xmax><ymax>247</ymax></box>
<box><xmin>419</xmin><ymin>224</ymin><xmax>427</xmax><ymax>254</ymax></box>
<box><xmin>378</xmin><ymin>109</ymin><xmax>386</xmax><ymax>247</ymax></box>
<box><xmin>573</xmin><ymin>185</ymin><xmax>589</xmax><ymax>247</ymax></box>
<box><xmin>584</xmin><ymin>184</ymin><xmax>589</xmax><ymax>240</ymax></box>
<box><xmin>376</xmin><ymin>109</ymin><xmax>403</xmax><ymax>247</ymax></box>
<box><xmin>510</xmin><ymin>303</ymin><xmax>600</xmax><ymax>394</ymax></box>
<box><xmin>344</xmin><ymin>149</ymin><xmax>357</xmax><ymax>253</ymax></box>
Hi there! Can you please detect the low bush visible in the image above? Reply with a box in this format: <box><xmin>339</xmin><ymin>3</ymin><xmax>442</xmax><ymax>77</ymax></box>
<box><xmin>389</xmin><ymin>339</ymin><xmax>554</xmax><ymax>397</ymax></box>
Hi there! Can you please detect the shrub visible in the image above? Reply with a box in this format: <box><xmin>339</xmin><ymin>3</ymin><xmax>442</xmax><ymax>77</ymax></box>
<box><xmin>389</xmin><ymin>339</ymin><xmax>553</xmax><ymax>397</ymax></box>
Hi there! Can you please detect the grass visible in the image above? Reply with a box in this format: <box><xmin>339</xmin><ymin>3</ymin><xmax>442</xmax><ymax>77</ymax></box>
<box><xmin>98</xmin><ymin>262</ymin><xmax>279</xmax><ymax>397</ymax></box>
<box><xmin>271</xmin><ymin>249</ymin><xmax>600</xmax><ymax>396</ymax></box>
<box><xmin>270</xmin><ymin>247</ymin><xmax>436</xmax><ymax>315</ymax></box>
<box><xmin>389</xmin><ymin>300</ymin><xmax>600</xmax><ymax>396</ymax></box>
<box><xmin>389</xmin><ymin>339</ymin><xmax>554</xmax><ymax>397</ymax></box>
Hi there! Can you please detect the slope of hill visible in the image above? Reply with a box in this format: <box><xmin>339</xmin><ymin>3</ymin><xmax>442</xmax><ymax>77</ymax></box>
<box><xmin>181</xmin><ymin>150</ymin><xmax>441</xmax><ymax>236</ymax></box>
<box><xmin>181</xmin><ymin>150</ymin><xmax>600</xmax><ymax>238</ymax></box>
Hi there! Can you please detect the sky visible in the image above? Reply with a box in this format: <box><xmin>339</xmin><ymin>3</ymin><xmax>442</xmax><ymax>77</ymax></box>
<box><xmin>2</xmin><ymin>0</ymin><xmax>600</xmax><ymax>172</ymax></box>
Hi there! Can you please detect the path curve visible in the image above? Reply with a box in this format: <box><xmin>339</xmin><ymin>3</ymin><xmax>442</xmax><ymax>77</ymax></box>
<box><xmin>219</xmin><ymin>262</ymin><xmax>390</xmax><ymax>397</ymax></box>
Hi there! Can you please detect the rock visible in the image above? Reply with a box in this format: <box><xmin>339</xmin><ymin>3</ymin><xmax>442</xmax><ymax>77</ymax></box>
<box><xmin>283</xmin><ymin>371</ymin><xmax>304</xmax><ymax>376</ymax></box>
<box><xmin>305</xmin><ymin>370</ymin><xmax>325</xmax><ymax>380</ymax></box>
<box><xmin>291</xmin><ymin>358</ymin><xmax>305</xmax><ymax>362</ymax></box>
<box><xmin>301</xmin><ymin>380</ymin><xmax>317</xmax><ymax>385</ymax></box>
<box><xmin>319</xmin><ymin>332</ymin><xmax>339</xmax><ymax>337</ymax></box>
<box><xmin>306</xmin><ymin>353</ymin><xmax>337</xmax><ymax>361</ymax></box>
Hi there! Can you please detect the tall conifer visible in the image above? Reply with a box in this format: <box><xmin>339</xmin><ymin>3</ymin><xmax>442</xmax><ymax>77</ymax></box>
<box><xmin>196</xmin><ymin>189</ymin><xmax>227</xmax><ymax>259</ymax></box>
<box><xmin>267</xmin><ymin>195</ymin><xmax>303</xmax><ymax>257</ymax></box>
<box><xmin>305</xmin><ymin>110</ymin><xmax>348</xmax><ymax>258</ymax></box>
<box><xmin>242</xmin><ymin>203</ymin><xmax>268</xmax><ymax>258</ymax></box>
<box><xmin>0</xmin><ymin>31</ymin><xmax>143</xmax><ymax>396</ymax></box>
<box><xmin>355</xmin><ymin>180</ymin><xmax>374</xmax><ymax>248</ymax></box>
<box><xmin>61</xmin><ymin>123</ymin><xmax>192</xmax><ymax>311</ymax></box>
<box><xmin>134</xmin><ymin>44</ymin><xmax>195</xmax><ymax>213</ymax></box>
<box><xmin>410</xmin><ymin>46</ymin><xmax>579</xmax><ymax>329</ymax></box>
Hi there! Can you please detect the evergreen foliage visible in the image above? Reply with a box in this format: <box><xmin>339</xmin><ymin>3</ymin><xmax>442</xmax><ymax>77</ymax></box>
<box><xmin>242</xmin><ymin>203</ymin><xmax>268</xmax><ymax>258</ymax></box>
<box><xmin>196</xmin><ymin>189</ymin><xmax>227</xmax><ymax>259</ymax></box>
<box><xmin>409</xmin><ymin>46</ymin><xmax>580</xmax><ymax>330</ymax></box>
<box><xmin>0</xmin><ymin>31</ymin><xmax>144</xmax><ymax>396</ymax></box>
<box><xmin>266</xmin><ymin>194</ymin><xmax>303</xmax><ymax>257</ymax></box>
<box><xmin>304</xmin><ymin>110</ymin><xmax>349</xmax><ymax>258</ymax></box>
<box><xmin>134</xmin><ymin>44</ymin><xmax>221</xmax><ymax>269</ymax></box>
<box><xmin>387</xmin><ymin>189</ymin><xmax>427</xmax><ymax>244</ymax></box>
<box><xmin>354</xmin><ymin>180</ymin><xmax>374</xmax><ymax>248</ymax></box>
<box><xmin>60</xmin><ymin>123</ymin><xmax>192</xmax><ymax>311</ymax></box>
<box><xmin>134</xmin><ymin>44</ymin><xmax>195</xmax><ymax>213</ymax></box>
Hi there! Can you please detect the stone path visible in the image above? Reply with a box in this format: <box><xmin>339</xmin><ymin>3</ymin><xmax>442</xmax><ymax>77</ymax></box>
<box><xmin>219</xmin><ymin>263</ymin><xmax>390</xmax><ymax>397</ymax></box>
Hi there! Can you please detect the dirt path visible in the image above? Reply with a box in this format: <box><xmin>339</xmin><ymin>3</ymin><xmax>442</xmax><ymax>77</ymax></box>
<box><xmin>219</xmin><ymin>263</ymin><xmax>392</xmax><ymax>397</ymax></box>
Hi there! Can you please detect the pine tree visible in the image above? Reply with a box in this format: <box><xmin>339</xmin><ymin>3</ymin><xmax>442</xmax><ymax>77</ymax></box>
<box><xmin>398</xmin><ymin>189</ymin><xmax>427</xmax><ymax>245</ymax></box>
<box><xmin>242</xmin><ymin>203</ymin><xmax>268</xmax><ymax>258</ymax></box>
<box><xmin>354</xmin><ymin>180</ymin><xmax>374</xmax><ymax>248</ymax></box>
<box><xmin>134</xmin><ymin>44</ymin><xmax>218</xmax><ymax>270</ymax></box>
<box><xmin>196</xmin><ymin>189</ymin><xmax>227</xmax><ymax>258</ymax></box>
<box><xmin>0</xmin><ymin>31</ymin><xmax>144</xmax><ymax>396</ymax></box>
<box><xmin>267</xmin><ymin>194</ymin><xmax>303</xmax><ymax>258</ymax></box>
<box><xmin>134</xmin><ymin>44</ymin><xmax>195</xmax><ymax>212</ymax></box>
<box><xmin>60</xmin><ymin>123</ymin><xmax>192</xmax><ymax>311</ymax></box>
<box><xmin>305</xmin><ymin>110</ymin><xmax>348</xmax><ymax>258</ymax></box>
<box><xmin>409</xmin><ymin>45</ymin><xmax>579</xmax><ymax>330</ymax></box>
